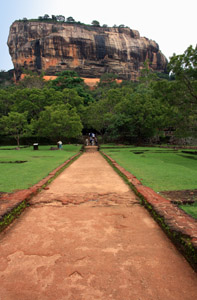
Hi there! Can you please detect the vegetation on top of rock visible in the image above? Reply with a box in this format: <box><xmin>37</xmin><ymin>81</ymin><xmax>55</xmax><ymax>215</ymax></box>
<box><xmin>91</xmin><ymin>20</ymin><xmax>100</xmax><ymax>27</ymax></box>
<box><xmin>15</xmin><ymin>15</ymin><xmax>128</xmax><ymax>28</ymax></box>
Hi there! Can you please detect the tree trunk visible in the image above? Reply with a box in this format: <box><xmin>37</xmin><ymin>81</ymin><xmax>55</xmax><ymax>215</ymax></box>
<box><xmin>17</xmin><ymin>135</ymin><xmax>20</xmax><ymax>147</ymax></box>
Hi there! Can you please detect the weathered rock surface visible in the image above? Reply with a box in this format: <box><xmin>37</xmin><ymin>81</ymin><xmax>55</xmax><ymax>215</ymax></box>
<box><xmin>8</xmin><ymin>21</ymin><xmax>168</xmax><ymax>80</ymax></box>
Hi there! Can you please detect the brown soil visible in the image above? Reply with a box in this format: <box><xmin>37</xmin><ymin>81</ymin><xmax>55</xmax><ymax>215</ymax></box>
<box><xmin>0</xmin><ymin>152</ymin><xmax>197</xmax><ymax>300</ymax></box>
<box><xmin>160</xmin><ymin>189</ymin><xmax>197</xmax><ymax>204</ymax></box>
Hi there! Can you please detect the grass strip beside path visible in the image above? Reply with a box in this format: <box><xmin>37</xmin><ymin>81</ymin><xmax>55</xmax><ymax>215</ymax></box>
<box><xmin>101</xmin><ymin>145</ymin><xmax>197</xmax><ymax>219</ymax></box>
<box><xmin>0</xmin><ymin>145</ymin><xmax>81</xmax><ymax>193</ymax></box>
<box><xmin>180</xmin><ymin>203</ymin><xmax>197</xmax><ymax>219</ymax></box>
<box><xmin>100</xmin><ymin>145</ymin><xmax>197</xmax><ymax>192</ymax></box>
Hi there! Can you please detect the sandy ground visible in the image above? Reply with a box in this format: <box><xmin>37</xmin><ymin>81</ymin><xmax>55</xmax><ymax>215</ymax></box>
<box><xmin>0</xmin><ymin>152</ymin><xmax>196</xmax><ymax>300</ymax></box>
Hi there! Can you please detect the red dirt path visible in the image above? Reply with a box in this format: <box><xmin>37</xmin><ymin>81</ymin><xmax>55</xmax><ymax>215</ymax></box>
<box><xmin>0</xmin><ymin>152</ymin><xmax>197</xmax><ymax>300</ymax></box>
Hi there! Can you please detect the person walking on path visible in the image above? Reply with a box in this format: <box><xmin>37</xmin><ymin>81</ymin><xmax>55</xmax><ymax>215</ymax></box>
<box><xmin>57</xmin><ymin>140</ymin><xmax>63</xmax><ymax>150</ymax></box>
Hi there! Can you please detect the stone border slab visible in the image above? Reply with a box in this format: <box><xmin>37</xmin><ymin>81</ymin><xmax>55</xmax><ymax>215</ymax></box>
<box><xmin>0</xmin><ymin>152</ymin><xmax>81</xmax><ymax>232</ymax></box>
<box><xmin>101</xmin><ymin>151</ymin><xmax>197</xmax><ymax>272</ymax></box>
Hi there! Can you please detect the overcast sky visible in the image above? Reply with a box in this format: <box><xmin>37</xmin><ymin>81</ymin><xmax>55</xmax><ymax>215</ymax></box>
<box><xmin>0</xmin><ymin>0</ymin><xmax>196</xmax><ymax>71</ymax></box>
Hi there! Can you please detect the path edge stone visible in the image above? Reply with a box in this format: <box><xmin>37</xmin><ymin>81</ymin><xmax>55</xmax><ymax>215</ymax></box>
<box><xmin>0</xmin><ymin>151</ymin><xmax>82</xmax><ymax>233</ymax></box>
<box><xmin>101</xmin><ymin>151</ymin><xmax>197</xmax><ymax>272</ymax></box>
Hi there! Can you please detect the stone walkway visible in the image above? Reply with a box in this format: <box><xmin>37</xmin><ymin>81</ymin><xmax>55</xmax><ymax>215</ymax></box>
<box><xmin>0</xmin><ymin>151</ymin><xmax>197</xmax><ymax>300</ymax></box>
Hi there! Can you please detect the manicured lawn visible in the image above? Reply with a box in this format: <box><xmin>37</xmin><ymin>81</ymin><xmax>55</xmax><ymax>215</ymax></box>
<box><xmin>0</xmin><ymin>144</ymin><xmax>81</xmax><ymax>192</ymax></box>
<box><xmin>100</xmin><ymin>145</ymin><xmax>197</xmax><ymax>192</ymax></box>
<box><xmin>180</xmin><ymin>202</ymin><xmax>197</xmax><ymax>219</ymax></box>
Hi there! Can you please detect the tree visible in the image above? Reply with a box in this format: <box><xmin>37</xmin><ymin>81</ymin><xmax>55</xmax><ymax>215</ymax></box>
<box><xmin>62</xmin><ymin>89</ymin><xmax>83</xmax><ymax>108</ymax></box>
<box><xmin>85</xmin><ymin>89</ymin><xmax>127</xmax><ymax>138</ymax></box>
<box><xmin>10</xmin><ymin>87</ymin><xmax>65</xmax><ymax>121</ymax></box>
<box><xmin>66</xmin><ymin>16</ymin><xmax>75</xmax><ymax>23</ymax></box>
<box><xmin>86</xmin><ymin>84</ymin><xmax>168</xmax><ymax>143</ymax></box>
<box><xmin>50</xmin><ymin>70</ymin><xmax>84</xmax><ymax>91</ymax></box>
<box><xmin>0</xmin><ymin>70</ymin><xmax>14</xmax><ymax>87</ymax></box>
<box><xmin>167</xmin><ymin>45</ymin><xmax>197</xmax><ymax>136</ymax></box>
<box><xmin>115</xmin><ymin>86</ymin><xmax>168</xmax><ymax>142</ymax></box>
<box><xmin>51</xmin><ymin>15</ymin><xmax>57</xmax><ymax>21</ymax></box>
<box><xmin>139</xmin><ymin>60</ymin><xmax>159</xmax><ymax>86</ymax></box>
<box><xmin>0</xmin><ymin>112</ymin><xmax>30</xmax><ymax>146</ymax></box>
<box><xmin>85</xmin><ymin>100</ymin><xmax>111</xmax><ymax>137</ymax></box>
<box><xmin>11</xmin><ymin>89</ymin><xmax>42</xmax><ymax>121</ymax></box>
<box><xmin>56</xmin><ymin>15</ymin><xmax>65</xmax><ymax>22</ymax></box>
<box><xmin>91</xmin><ymin>20</ymin><xmax>100</xmax><ymax>27</ymax></box>
<box><xmin>47</xmin><ymin>70</ymin><xmax>94</xmax><ymax>105</ymax></box>
<box><xmin>168</xmin><ymin>45</ymin><xmax>197</xmax><ymax>102</ymax></box>
<box><xmin>43</xmin><ymin>14</ymin><xmax>50</xmax><ymax>20</ymax></box>
<box><xmin>18</xmin><ymin>72</ymin><xmax>46</xmax><ymax>89</ymax></box>
<box><xmin>99</xmin><ymin>73</ymin><xmax>118</xmax><ymax>87</ymax></box>
<box><xmin>35</xmin><ymin>104</ymin><xmax>83</xmax><ymax>140</ymax></box>
<box><xmin>0</xmin><ymin>89</ymin><xmax>14</xmax><ymax>117</ymax></box>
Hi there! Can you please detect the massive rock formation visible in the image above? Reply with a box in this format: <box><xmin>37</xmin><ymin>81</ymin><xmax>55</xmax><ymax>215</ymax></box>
<box><xmin>8</xmin><ymin>21</ymin><xmax>168</xmax><ymax>81</ymax></box>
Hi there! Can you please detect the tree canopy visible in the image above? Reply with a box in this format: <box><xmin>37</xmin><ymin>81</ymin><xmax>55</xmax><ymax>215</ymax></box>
<box><xmin>0</xmin><ymin>112</ymin><xmax>31</xmax><ymax>146</ymax></box>
<box><xmin>0</xmin><ymin>45</ymin><xmax>196</xmax><ymax>145</ymax></box>
<box><xmin>35</xmin><ymin>104</ymin><xmax>83</xmax><ymax>140</ymax></box>
<box><xmin>167</xmin><ymin>45</ymin><xmax>197</xmax><ymax>136</ymax></box>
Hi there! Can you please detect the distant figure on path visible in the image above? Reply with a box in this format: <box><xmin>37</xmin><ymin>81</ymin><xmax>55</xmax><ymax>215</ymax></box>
<box><xmin>89</xmin><ymin>132</ymin><xmax>96</xmax><ymax>146</ymax></box>
<box><xmin>85</xmin><ymin>138</ymin><xmax>89</xmax><ymax>146</ymax></box>
<box><xmin>57</xmin><ymin>141</ymin><xmax>63</xmax><ymax>150</ymax></box>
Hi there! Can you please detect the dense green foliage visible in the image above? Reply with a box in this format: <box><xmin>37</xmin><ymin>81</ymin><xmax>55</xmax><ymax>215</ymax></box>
<box><xmin>0</xmin><ymin>45</ymin><xmax>196</xmax><ymax>145</ymax></box>
<box><xmin>101</xmin><ymin>146</ymin><xmax>197</xmax><ymax>192</ymax></box>
<box><xmin>35</xmin><ymin>104</ymin><xmax>83</xmax><ymax>140</ymax></box>
<box><xmin>0</xmin><ymin>112</ymin><xmax>31</xmax><ymax>146</ymax></box>
<box><xmin>167</xmin><ymin>45</ymin><xmax>197</xmax><ymax>136</ymax></box>
<box><xmin>0</xmin><ymin>144</ymin><xmax>81</xmax><ymax>192</ymax></box>
<box><xmin>0</xmin><ymin>70</ymin><xmax>13</xmax><ymax>87</ymax></box>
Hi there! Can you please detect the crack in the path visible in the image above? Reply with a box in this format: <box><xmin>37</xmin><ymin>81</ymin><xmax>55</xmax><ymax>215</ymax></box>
<box><xmin>69</xmin><ymin>270</ymin><xmax>83</xmax><ymax>278</ymax></box>
<box><xmin>74</xmin><ymin>256</ymin><xmax>87</xmax><ymax>262</ymax></box>
<box><xmin>29</xmin><ymin>192</ymin><xmax>140</xmax><ymax>208</ymax></box>
<box><xmin>29</xmin><ymin>199</ymin><xmax>63</xmax><ymax>207</ymax></box>
<box><xmin>6</xmin><ymin>250</ymin><xmax>62</xmax><ymax>259</ymax></box>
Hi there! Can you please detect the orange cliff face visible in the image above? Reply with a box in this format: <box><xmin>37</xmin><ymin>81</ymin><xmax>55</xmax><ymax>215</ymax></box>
<box><xmin>8</xmin><ymin>21</ymin><xmax>168</xmax><ymax>81</ymax></box>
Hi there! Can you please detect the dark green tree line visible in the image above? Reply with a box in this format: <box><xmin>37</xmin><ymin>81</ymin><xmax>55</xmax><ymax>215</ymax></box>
<box><xmin>0</xmin><ymin>45</ymin><xmax>196</xmax><ymax>145</ymax></box>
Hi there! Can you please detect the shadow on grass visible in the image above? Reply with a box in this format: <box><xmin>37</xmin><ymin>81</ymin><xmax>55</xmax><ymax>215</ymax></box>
<box><xmin>178</xmin><ymin>154</ymin><xmax>197</xmax><ymax>160</ymax></box>
<box><xmin>0</xmin><ymin>161</ymin><xmax>27</xmax><ymax>163</ymax></box>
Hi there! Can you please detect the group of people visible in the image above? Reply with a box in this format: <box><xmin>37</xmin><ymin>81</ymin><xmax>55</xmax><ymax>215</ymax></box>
<box><xmin>57</xmin><ymin>135</ymin><xmax>98</xmax><ymax>149</ymax></box>
<box><xmin>85</xmin><ymin>133</ymin><xmax>98</xmax><ymax>146</ymax></box>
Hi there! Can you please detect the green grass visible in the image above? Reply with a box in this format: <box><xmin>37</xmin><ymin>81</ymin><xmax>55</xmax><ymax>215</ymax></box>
<box><xmin>180</xmin><ymin>202</ymin><xmax>197</xmax><ymax>219</ymax></box>
<box><xmin>100</xmin><ymin>145</ymin><xmax>197</xmax><ymax>192</ymax></box>
<box><xmin>0</xmin><ymin>144</ymin><xmax>81</xmax><ymax>192</ymax></box>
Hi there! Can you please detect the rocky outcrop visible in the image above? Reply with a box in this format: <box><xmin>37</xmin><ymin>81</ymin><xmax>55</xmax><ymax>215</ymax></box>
<box><xmin>8</xmin><ymin>21</ymin><xmax>168</xmax><ymax>80</ymax></box>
